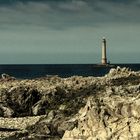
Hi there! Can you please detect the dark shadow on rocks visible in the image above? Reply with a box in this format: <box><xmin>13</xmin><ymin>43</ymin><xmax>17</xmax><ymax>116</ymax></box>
<box><xmin>4</xmin><ymin>82</ymin><xmax>98</xmax><ymax>139</ymax></box>
<box><xmin>21</xmin><ymin>84</ymin><xmax>98</xmax><ymax>139</ymax></box>
<box><xmin>6</xmin><ymin>87</ymin><xmax>41</xmax><ymax>117</ymax></box>
<box><xmin>110</xmin><ymin>75</ymin><xmax>140</xmax><ymax>86</ymax></box>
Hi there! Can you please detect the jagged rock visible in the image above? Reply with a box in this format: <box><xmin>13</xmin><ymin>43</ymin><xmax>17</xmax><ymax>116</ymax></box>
<box><xmin>32</xmin><ymin>101</ymin><xmax>43</xmax><ymax>116</ymax></box>
<box><xmin>1</xmin><ymin>73</ymin><xmax>15</xmax><ymax>81</ymax></box>
<box><xmin>2</xmin><ymin>86</ymin><xmax>41</xmax><ymax>117</ymax></box>
<box><xmin>62</xmin><ymin>70</ymin><xmax>140</xmax><ymax>140</ymax></box>
<box><xmin>0</xmin><ymin>104</ymin><xmax>14</xmax><ymax>117</ymax></box>
<box><xmin>0</xmin><ymin>67</ymin><xmax>140</xmax><ymax>140</ymax></box>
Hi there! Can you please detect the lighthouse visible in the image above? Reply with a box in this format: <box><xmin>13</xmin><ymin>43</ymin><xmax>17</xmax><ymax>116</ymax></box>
<box><xmin>101</xmin><ymin>37</ymin><xmax>107</xmax><ymax>65</ymax></box>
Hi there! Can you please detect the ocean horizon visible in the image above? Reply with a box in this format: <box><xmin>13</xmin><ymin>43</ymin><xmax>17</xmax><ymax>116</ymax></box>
<box><xmin>0</xmin><ymin>63</ymin><xmax>140</xmax><ymax>79</ymax></box>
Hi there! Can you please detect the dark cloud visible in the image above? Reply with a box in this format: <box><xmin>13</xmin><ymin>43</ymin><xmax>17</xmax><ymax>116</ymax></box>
<box><xmin>0</xmin><ymin>0</ymin><xmax>140</xmax><ymax>30</ymax></box>
<box><xmin>0</xmin><ymin>0</ymin><xmax>139</xmax><ymax>63</ymax></box>
<box><xmin>0</xmin><ymin>0</ymin><xmax>139</xmax><ymax>4</ymax></box>
<box><xmin>0</xmin><ymin>0</ymin><xmax>67</xmax><ymax>5</ymax></box>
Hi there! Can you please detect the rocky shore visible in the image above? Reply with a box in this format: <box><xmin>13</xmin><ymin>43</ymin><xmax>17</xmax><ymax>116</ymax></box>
<box><xmin>0</xmin><ymin>67</ymin><xmax>140</xmax><ymax>140</ymax></box>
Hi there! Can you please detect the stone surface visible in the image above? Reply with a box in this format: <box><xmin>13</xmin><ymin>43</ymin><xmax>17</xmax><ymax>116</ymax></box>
<box><xmin>0</xmin><ymin>67</ymin><xmax>140</xmax><ymax>139</ymax></box>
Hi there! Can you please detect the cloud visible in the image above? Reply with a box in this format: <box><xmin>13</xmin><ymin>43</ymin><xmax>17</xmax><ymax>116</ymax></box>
<box><xmin>0</xmin><ymin>0</ymin><xmax>139</xmax><ymax>30</ymax></box>
<box><xmin>57</xmin><ymin>0</ymin><xmax>89</xmax><ymax>11</ymax></box>
<box><xmin>0</xmin><ymin>0</ymin><xmax>140</xmax><ymax>63</ymax></box>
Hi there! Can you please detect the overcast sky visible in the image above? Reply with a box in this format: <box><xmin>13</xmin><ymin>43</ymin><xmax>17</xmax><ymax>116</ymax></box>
<box><xmin>0</xmin><ymin>0</ymin><xmax>140</xmax><ymax>64</ymax></box>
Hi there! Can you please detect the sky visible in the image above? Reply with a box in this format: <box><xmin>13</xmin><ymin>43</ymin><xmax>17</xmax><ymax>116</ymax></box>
<box><xmin>0</xmin><ymin>0</ymin><xmax>140</xmax><ymax>64</ymax></box>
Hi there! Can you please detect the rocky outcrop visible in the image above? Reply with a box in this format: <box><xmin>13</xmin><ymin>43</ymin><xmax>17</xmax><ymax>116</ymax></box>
<box><xmin>1</xmin><ymin>73</ymin><xmax>15</xmax><ymax>81</ymax></box>
<box><xmin>62</xmin><ymin>89</ymin><xmax>140</xmax><ymax>140</ymax></box>
<box><xmin>0</xmin><ymin>67</ymin><xmax>140</xmax><ymax>140</ymax></box>
<box><xmin>62</xmin><ymin>67</ymin><xmax>140</xmax><ymax>140</ymax></box>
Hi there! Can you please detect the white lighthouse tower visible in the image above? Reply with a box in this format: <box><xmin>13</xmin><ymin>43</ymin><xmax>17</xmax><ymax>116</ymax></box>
<box><xmin>101</xmin><ymin>37</ymin><xmax>107</xmax><ymax>65</ymax></box>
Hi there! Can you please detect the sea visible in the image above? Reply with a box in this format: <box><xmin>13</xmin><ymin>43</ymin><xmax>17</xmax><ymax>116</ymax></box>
<box><xmin>0</xmin><ymin>64</ymin><xmax>140</xmax><ymax>79</ymax></box>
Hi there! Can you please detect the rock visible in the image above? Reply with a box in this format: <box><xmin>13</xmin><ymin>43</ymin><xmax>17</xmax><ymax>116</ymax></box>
<box><xmin>0</xmin><ymin>67</ymin><xmax>140</xmax><ymax>140</ymax></box>
<box><xmin>57</xmin><ymin>119</ymin><xmax>78</xmax><ymax>136</ymax></box>
<box><xmin>47</xmin><ymin>110</ymin><xmax>56</xmax><ymax>122</ymax></box>
<box><xmin>1</xmin><ymin>73</ymin><xmax>15</xmax><ymax>80</ymax></box>
<box><xmin>0</xmin><ymin>104</ymin><xmax>14</xmax><ymax>117</ymax></box>
<box><xmin>59</xmin><ymin>105</ymin><xmax>66</xmax><ymax>111</ymax></box>
<box><xmin>32</xmin><ymin>100</ymin><xmax>45</xmax><ymax>116</ymax></box>
<box><xmin>7</xmin><ymin>87</ymin><xmax>41</xmax><ymax>117</ymax></box>
<box><xmin>0</xmin><ymin>107</ymin><xmax>4</xmax><ymax>117</ymax></box>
